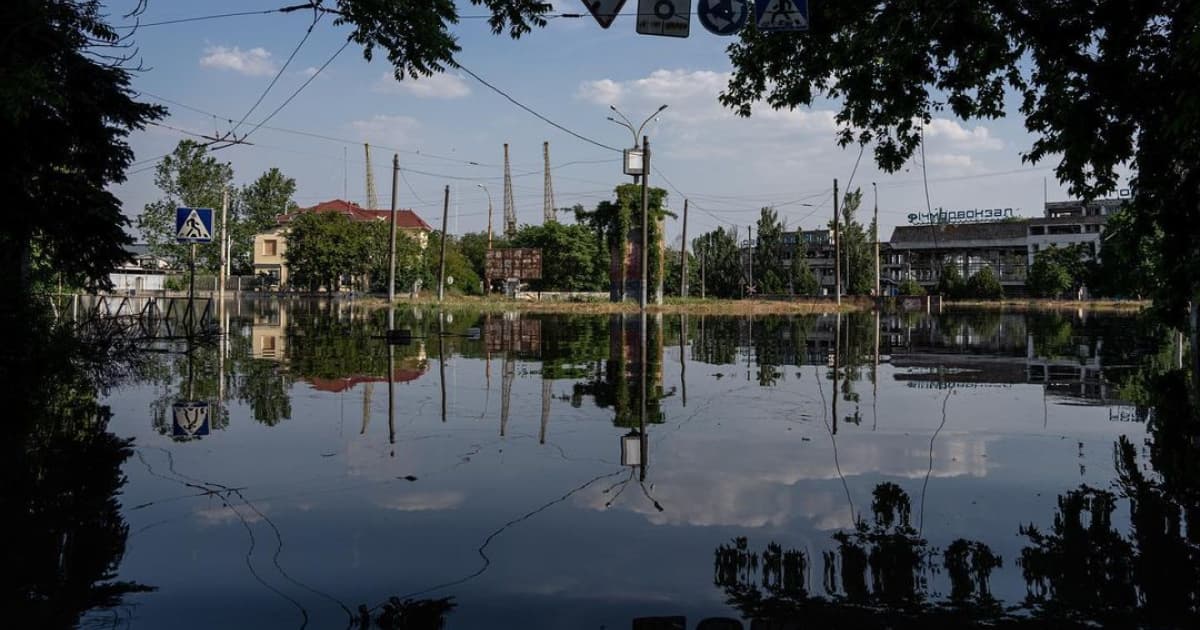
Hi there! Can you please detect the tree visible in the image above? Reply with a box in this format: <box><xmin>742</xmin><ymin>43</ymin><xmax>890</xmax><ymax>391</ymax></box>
<box><xmin>1092</xmin><ymin>205</ymin><xmax>1158</xmax><ymax>299</ymax></box>
<box><xmin>754</xmin><ymin>207</ymin><xmax>787</xmax><ymax>294</ymax></box>
<box><xmin>831</xmin><ymin>189</ymin><xmax>874</xmax><ymax>295</ymax></box>
<box><xmin>966</xmin><ymin>267</ymin><xmax>1004</xmax><ymax>299</ymax></box>
<box><xmin>420</xmin><ymin>232</ymin><xmax>480</xmax><ymax>296</ymax></box>
<box><xmin>898</xmin><ymin>278</ymin><xmax>926</xmax><ymax>296</ymax></box>
<box><xmin>790</xmin><ymin>242</ymin><xmax>820</xmax><ymax>296</ymax></box>
<box><xmin>665</xmin><ymin>248</ymin><xmax>700</xmax><ymax>297</ymax></box>
<box><xmin>693</xmin><ymin>227</ymin><xmax>743</xmax><ymax>299</ymax></box>
<box><xmin>511</xmin><ymin>222</ymin><xmax>605</xmax><ymax>292</ymax></box>
<box><xmin>936</xmin><ymin>263</ymin><xmax>965</xmax><ymax>298</ymax></box>
<box><xmin>0</xmin><ymin>0</ymin><xmax>164</xmax><ymax>300</ymax></box>
<box><xmin>365</xmin><ymin>220</ymin><xmax>423</xmax><ymax>294</ymax></box>
<box><xmin>284</xmin><ymin>212</ymin><xmax>371</xmax><ymax>292</ymax></box>
<box><xmin>719</xmin><ymin>1</ymin><xmax>1200</xmax><ymax>385</ymax></box>
<box><xmin>1027</xmin><ymin>251</ymin><xmax>1075</xmax><ymax>299</ymax></box>
<box><xmin>138</xmin><ymin>140</ymin><xmax>233</xmax><ymax>270</ymax></box>
<box><xmin>235</xmin><ymin>168</ymin><xmax>298</xmax><ymax>274</ymax></box>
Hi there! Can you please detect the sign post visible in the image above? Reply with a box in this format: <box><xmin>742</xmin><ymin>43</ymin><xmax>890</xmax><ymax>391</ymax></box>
<box><xmin>754</xmin><ymin>0</ymin><xmax>809</xmax><ymax>32</ymax></box>
<box><xmin>582</xmin><ymin>0</ymin><xmax>627</xmax><ymax>28</ymax></box>
<box><xmin>176</xmin><ymin>207</ymin><xmax>213</xmax><ymax>335</ymax></box>
<box><xmin>698</xmin><ymin>0</ymin><xmax>749</xmax><ymax>35</ymax></box>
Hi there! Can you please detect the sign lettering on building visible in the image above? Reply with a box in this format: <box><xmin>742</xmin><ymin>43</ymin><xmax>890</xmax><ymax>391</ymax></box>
<box><xmin>906</xmin><ymin>207</ymin><xmax>1018</xmax><ymax>225</ymax></box>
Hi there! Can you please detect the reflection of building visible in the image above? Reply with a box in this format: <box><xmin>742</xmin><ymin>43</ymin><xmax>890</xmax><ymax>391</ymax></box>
<box><xmin>252</xmin><ymin>199</ymin><xmax>431</xmax><ymax>289</ymax></box>
<box><xmin>305</xmin><ymin>346</ymin><xmax>429</xmax><ymax>393</ymax></box>
<box><xmin>250</xmin><ymin>303</ymin><xmax>288</xmax><ymax>360</ymax></box>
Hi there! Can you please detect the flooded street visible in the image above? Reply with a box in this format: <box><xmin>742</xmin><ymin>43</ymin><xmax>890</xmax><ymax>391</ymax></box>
<box><xmin>66</xmin><ymin>300</ymin><xmax>1189</xmax><ymax>628</ymax></box>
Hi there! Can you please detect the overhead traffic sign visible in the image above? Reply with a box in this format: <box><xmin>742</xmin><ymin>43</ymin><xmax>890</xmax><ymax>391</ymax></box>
<box><xmin>698</xmin><ymin>0</ymin><xmax>749</xmax><ymax>36</ymax></box>
<box><xmin>175</xmin><ymin>207</ymin><xmax>214</xmax><ymax>243</ymax></box>
<box><xmin>580</xmin><ymin>0</ymin><xmax>627</xmax><ymax>29</ymax></box>
<box><xmin>754</xmin><ymin>0</ymin><xmax>809</xmax><ymax>32</ymax></box>
<box><xmin>172</xmin><ymin>401</ymin><xmax>211</xmax><ymax>438</ymax></box>
<box><xmin>636</xmin><ymin>0</ymin><xmax>691</xmax><ymax>38</ymax></box>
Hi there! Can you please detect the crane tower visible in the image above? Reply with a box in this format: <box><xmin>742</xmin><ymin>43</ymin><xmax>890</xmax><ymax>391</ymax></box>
<box><xmin>364</xmin><ymin>143</ymin><xmax>379</xmax><ymax>209</ymax></box>
<box><xmin>543</xmin><ymin>141</ymin><xmax>556</xmax><ymax>223</ymax></box>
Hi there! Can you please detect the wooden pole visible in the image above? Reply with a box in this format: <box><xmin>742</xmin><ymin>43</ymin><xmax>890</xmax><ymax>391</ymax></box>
<box><xmin>680</xmin><ymin>199</ymin><xmax>689</xmax><ymax>298</ymax></box>
<box><xmin>834</xmin><ymin>179</ymin><xmax>841</xmax><ymax>307</ymax></box>
<box><xmin>387</xmin><ymin>155</ymin><xmax>399</xmax><ymax>327</ymax></box>
<box><xmin>640</xmin><ymin>136</ymin><xmax>651</xmax><ymax>310</ymax></box>
<box><xmin>438</xmin><ymin>185</ymin><xmax>450</xmax><ymax>302</ymax></box>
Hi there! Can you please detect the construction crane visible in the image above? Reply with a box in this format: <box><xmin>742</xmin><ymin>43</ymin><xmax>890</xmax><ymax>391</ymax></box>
<box><xmin>364</xmin><ymin>143</ymin><xmax>379</xmax><ymax>209</ymax></box>
<box><xmin>543</xmin><ymin>141</ymin><xmax>556</xmax><ymax>223</ymax></box>
<box><xmin>503</xmin><ymin>143</ymin><xmax>516</xmax><ymax>237</ymax></box>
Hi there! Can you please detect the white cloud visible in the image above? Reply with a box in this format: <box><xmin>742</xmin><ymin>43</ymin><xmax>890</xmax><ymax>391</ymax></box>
<box><xmin>373</xmin><ymin>72</ymin><xmax>471</xmax><ymax>99</ymax></box>
<box><xmin>377</xmin><ymin>491</ymin><xmax>464</xmax><ymax>512</ymax></box>
<box><xmin>349</xmin><ymin>115</ymin><xmax>422</xmax><ymax>149</ymax></box>
<box><xmin>199</xmin><ymin>45</ymin><xmax>277</xmax><ymax>77</ymax></box>
<box><xmin>927</xmin><ymin>153</ymin><xmax>975</xmax><ymax>169</ymax></box>
<box><xmin>923</xmin><ymin>118</ymin><xmax>1004</xmax><ymax>151</ymax></box>
<box><xmin>575</xmin><ymin>79</ymin><xmax>624</xmax><ymax>105</ymax></box>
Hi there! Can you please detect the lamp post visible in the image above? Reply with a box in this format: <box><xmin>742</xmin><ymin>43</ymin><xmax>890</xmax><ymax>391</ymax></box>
<box><xmin>476</xmin><ymin>183</ymin><xmax>494</xmax><ymax>250</ymax></box>
<box><xmin>608</xmin><ymin>104</ymin><xmax>667</xmax><ymax>184</ymax></box>
<box><xmin>608</xmin><ymin>105</ymin><xmax>667</xmax><ymax>309</ymax></box>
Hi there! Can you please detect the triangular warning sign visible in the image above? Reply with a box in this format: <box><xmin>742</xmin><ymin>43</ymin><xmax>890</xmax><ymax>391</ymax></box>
<box><xmin>582</xmin><ymin>0</ymin><xmax>627</xmax><ymax>29</ymax></box>
<box><xmin>756</xmin><ymin>0</ymin><xmax>809</xmax><ymax>31</ymax></box>
<box><xmin>177</xmin><ymin>208</ymin><xmax>211</xmax><ymax>240</ymax></box>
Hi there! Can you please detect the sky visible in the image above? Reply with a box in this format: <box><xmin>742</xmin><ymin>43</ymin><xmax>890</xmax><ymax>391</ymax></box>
<box><xmin>108</xmin><ymin>0</ymin><xmax>1114</xmax><ymax>247</ymax></box>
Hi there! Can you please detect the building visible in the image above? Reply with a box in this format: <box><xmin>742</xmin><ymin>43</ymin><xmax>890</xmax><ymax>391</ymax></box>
<box><xmin>252</xmin><ymin>199</ymin><xmax>432</xmax><ymax>289</ymax></box>
<box><xmin>107</xmin><ymin>244</ymin><xmax>171</xmax><ymax>294</ymax></box>
<box><xmin>1027</xmin><ymin>198</ymin><xmax>1121</xmax><ymax>264</ymax></box>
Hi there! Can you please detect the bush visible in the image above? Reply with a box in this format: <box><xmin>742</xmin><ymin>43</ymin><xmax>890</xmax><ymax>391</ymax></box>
<box><xmin>935</xmin><ymin>263</ymin><xmax>965</xmax><ymax>298</ymax></box>
<box><xmin>966</xmin><ymin>267</ymin><xmax>1004</xmax><ymax>299</ymax></box>
<box><xmin>897</xmin><ymin>278</ymin><xmax>925</xmax><ymax>296</ymax></box>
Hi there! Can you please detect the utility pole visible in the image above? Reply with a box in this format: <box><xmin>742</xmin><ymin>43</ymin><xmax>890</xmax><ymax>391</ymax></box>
<box><xmin>873</xmin><ymin>182</ymin><xmax>880</xmax><ymax>300</ymax></box>
<box><xmin>502</xmin><ymin>144</ymin><xmax>516</xmax><ymax>237</ymax></box>
<box><xmin>640</xmin><ymin>136</ymin><xmax>651</xmax><ymax>310</ymax></box>
<box><xmin>387</xmin><ymin>155</ymin><xmax>399</xmax><ymax>327</ymax></box>
<box><xmin>219</xmin><ymin>188</ymin><xmax>228</xmax><ymax>295</ymax></box>
<box><xmin>438</xmin><ymin>185</ymin><xmax>449</xmax><ymax>302</ymax></box>
<box><xmin>543</xmin><ymin>141</ymin><xmax>556</xmax><ymax>223</ymax></box>
<box><xmin>680</xmin><ymin>199</ymin><xmax>689</xmax><ymax>298</ymax></box>
<box><xmin>747</xmin><ymin>224</ymin><xmax>753</xmax><ymax>298</ymax></box>
<box><xmin>700</xmin><ymin>233</ymin><xmax>706</xmax><ymax>299</ymax></box>
<box><xmin>834</xmin><ymin>178</ymin><xmax>841</xmax><ymax>307</ymax></box>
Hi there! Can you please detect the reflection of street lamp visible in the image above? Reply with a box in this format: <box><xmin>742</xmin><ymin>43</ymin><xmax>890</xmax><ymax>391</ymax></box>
<box><xmin>476</xmin><ymin>183</ymin><xmax>494</xmax><ymax>250</ymax></box>
<box><xmin>607</xmin><ymin>104</ymin><xmax>667</xmax><ymax>184</ymax></box>
<box><xmin>620</xmin><ymin>429</ymin><xmax>643</xmax><ymax>467</ymax></box>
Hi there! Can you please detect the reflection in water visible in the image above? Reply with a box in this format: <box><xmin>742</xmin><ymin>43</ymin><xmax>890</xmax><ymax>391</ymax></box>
<box><xmin>26</xmin><ymin>297</ymin><xmax>1197</xmax><ymax>627</ymax></box>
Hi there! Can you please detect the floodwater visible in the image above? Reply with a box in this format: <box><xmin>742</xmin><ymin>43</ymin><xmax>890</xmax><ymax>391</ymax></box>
<box><xmin>43</xmin><ymin>299</ymin><xmax>1200</xmax><ymax>628</ymax></box>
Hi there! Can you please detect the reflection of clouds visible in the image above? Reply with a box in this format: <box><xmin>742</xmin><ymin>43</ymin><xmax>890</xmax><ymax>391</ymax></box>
<box><xmin>195</xmin><ymin>503</ymin><xmax>267</xmax><ymax>526</ymax></box>
<box><xmin>375</xmin><ymin>491</ymin><xmax>464</xmax><ymax>512</ymax></box>
<box><xmin>582</xmin><ymin>431</ymin><xmax>989</xmax><ymax>529</ymax></box>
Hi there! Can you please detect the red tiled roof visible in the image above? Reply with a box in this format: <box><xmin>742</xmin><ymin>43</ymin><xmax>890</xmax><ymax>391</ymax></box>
<box><xmin>306</xmin><ymin>369</ymin><xmax>426</xmax><ymax>393</ymax></box>
<box><xmin>277</xmin><ymin>199</ymin><xmax>432</xmax><ymax>231</ymax></box>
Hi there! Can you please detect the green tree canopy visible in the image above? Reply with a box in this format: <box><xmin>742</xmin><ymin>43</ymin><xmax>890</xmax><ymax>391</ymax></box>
<box><xmin>511</xmin><ymin>222</ymin><xmax>606</xmax><ymax>292</ymax></box>
<box><xmin>754</xmin><ymin>207</ymin><xmax>787</xmax><ymax>295</ymax></box>
<box><xmin>936</xmin><ymin>263</ymin><xmax>965</xmax><ymax>298</ymax></box>
<box><xmin>1</xmin><ymin>0</ymin><xmax>164</xmax><ymax>298</ymax></box>
<box><xmin>138</xmin><ymin>140</ymin><xmax>234</xmax><ymax>270</ymax></box>
<box><xmin>575</xmin><ymin>184</ymin><xmax>672</xmax><ymax>301</ymax></box>
<box><xmin>693</xmin><ymin>227</ymin><xmax>743</xmax><ymax>299</ymax></box>
<box><xmin>1027</xmin><ymin>249</ymin><xmax>1076</xmax><ymax>299</ymax></box>
<box><xmin>284</xmin><ymin>211</ymin><xmax>371</xmax><ymax>292</ymax></box>
<box><xmin>234</xmin><ymin>168</ymin><xmax>298</xmax><ymax>274</ymax></box>
<box><xmin>831</xmin><ymin>189</ymin><xmax>874</xmax><ymax>295</ymax></box>
<box><xmin>966</xmin><ymin>266</ymin><xmax>1004</xmax><ymax>299</ymax></box>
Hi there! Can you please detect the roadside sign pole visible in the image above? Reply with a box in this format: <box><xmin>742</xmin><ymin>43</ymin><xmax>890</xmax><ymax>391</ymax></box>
<box><xmin>188</xmin><ymin>243</ymin><xmax>197</xmax><ymax>336</ymax></box>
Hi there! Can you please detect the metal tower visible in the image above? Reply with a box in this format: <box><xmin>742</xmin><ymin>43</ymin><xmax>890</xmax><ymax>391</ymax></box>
<box><xmin>364</xmin><ymin>143</ymin><xmax>379</xmax><ymax>209</ymax></box>
<box><xmin>502</xmin><ymin>143</ymin><xmax>516</xmax><ymax>237</ymax></box>
<box><xmin>543</xmin><ymin>141</ymin><xmax>556</xmax><ymax>223</ymax></box>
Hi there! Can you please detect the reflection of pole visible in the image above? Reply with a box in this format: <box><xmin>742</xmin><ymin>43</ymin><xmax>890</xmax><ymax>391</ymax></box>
<box><xmin>362</xmin><ymin>382</ymin><xmax>373</xmax><ymax>434</ymax></box>
<box><xmin>388</xmin><ymin>343</ymin><xmax>396</xmax><ymax>447</ymax></box>
<box><xmin>438</xmin><ymin>186</ymin><xmax>450</xmax><ymax>302</ymax></box>
<box><xmin>439</xmin><ymin>313</ymin><xmax>447</xmax><ymax>423</ymax></box>
<box><xmin>187</xmin><ymin>243</ymin><xmax>197</xmax><ymax>335</ymax></box>
<box><xmin>388</xmin><ymin>155</ymin><xmax>399</xmax><ymax>326</ymax></box>
<box><xmin>833</xmin><ymin>312</ymin><xmax>841</xmax><ymax>435</ymax></box>
<box><xmin>679</xmin><ymin>313</ymin><xmax>687</xmax><ymax>407</ymax></box>
<box><xmin>639</xmin><ymin>310</ymin><xmax>648</xmax><ymax>482</ymax></box>
<box><xmin>540</xmin><ymin>376</ymin><xmax>551</xmax><ymax>444</ymax></box>
<box><xmin>873</xmin><ymin>309</ymin><xmax>880</xmax><ymax>431</ymax></box>
<box><xmin>500</xmin><ymin>353</ymin><xmax>514</xmax><ymax>436</ymax></box>
<box><xmin>485</xmin><ymin>313</ymin><xmax>492</xmax><ymax>390</ymax></box>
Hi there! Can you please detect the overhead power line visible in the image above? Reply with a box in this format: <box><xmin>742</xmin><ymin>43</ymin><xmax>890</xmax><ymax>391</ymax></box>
<box><xmin>229</xmin><ymin>12</ymin><xmax>323</xmax><ymax>137</ymax></box>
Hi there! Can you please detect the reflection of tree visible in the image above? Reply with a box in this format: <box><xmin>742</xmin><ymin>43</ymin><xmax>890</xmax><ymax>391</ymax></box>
<box><xmin>2</xmin><ymin>314</ymin><xmax>153</xmax><ymax>625</ymax></box>
<box><xmin>238</xmin><ymin>358</ymin><xmax>292</xmax><ymax>426</ymax></box>
<box><xmin>355</xmin><ymin>596</ymin><xmax>456</xmax><ymax>629</ymax></box>
<box><xmin>573</xmin><ymin>314</ymin><xmax>666</xmax><ymax>427</ymax></box>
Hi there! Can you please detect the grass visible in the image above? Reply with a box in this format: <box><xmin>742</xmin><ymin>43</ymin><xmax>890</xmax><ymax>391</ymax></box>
<box><xmin>945</xmin><ymin>298</ymin><xmax>1149</xmax><ymax>312</ymax></box>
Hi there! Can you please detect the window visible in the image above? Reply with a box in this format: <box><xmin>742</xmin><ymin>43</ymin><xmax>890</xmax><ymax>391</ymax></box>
<box><xmin>263</xmin><ymin>239</ymin><xmax>278</xmax><ymax>256</ymax></box>
<box><xmin>1030</xmin><ymin>226</ymin><xmax>1045</xmax><ymax>235</ymax></box>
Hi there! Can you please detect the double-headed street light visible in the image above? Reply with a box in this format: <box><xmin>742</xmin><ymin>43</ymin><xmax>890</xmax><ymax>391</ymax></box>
<box><xmin>607</xmin><ymin>104</ymin><xmax>667</xmax><ymax>309</ymax></box>
<box><xmin>476</xmin><ymin>183</ymin><xmax>493</xmax><ymax>250</ymax></box>
<box><xmin>607</xmin><ymin>104</ymin><xmax>667</xmax><ymax>184</ymax></box>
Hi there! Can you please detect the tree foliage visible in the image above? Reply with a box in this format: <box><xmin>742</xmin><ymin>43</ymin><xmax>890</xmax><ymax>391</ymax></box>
<box><xmin>966</xmin><ymin>266</ymin><xmax>1004</xmax><ymax>299</ymax></box>
<box><xmin>575</xmin><ymin>184</ymin><xmax>672</xmax><ymax>301</ymax></box>
<box><xmin>897</xmin><ymin>278</ymin><xmax>926</xmax><ymax>296</ymax></box>
<box><xmin>693</xmin><ymin>227</ymin><xmax>743</xmax><ymax>299</ymax></box>
<box><xmin>1027</xmin><ymin>249</ymin><xmax>1077</xmax><ymax>299</ymax></box>
<box><xmin>138</xmin><ymin>140</ymin><xmax>233</xmax><ymax>270</ymax></box>
<box><xmin>753</xmin><ymin>207</ymin><xmax>787</xmax><ymax>294</ymax></box>
<box><xmin>284</xmin><ymin>211</ymin><xmax>371</xmax><ymax>292</ymax></box>
<box><xmin>511</xmin><ymin>222</ymin><xmax>606</xmax><ymax>292</ymax></box>
<box><xmin>720</xmin><ymin>1</ymin><xmax>1199</xmax><ymax>326</ymax></box>
<box><xmin>832</xmin><ymin>189</ymin><xmax>875</xmax><ymax>295</ymax></box>
<box><xmin>936</xmin><ymin>263</ymin><xmax>965</xmax><ymax>298</ymax></box>
<box><xmin>1</xmin><ymin>0</ymin><xmax>164</xmax><ymax>297</ymax></box>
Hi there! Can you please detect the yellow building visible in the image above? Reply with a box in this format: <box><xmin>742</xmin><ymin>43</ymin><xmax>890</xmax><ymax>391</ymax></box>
<box><xmin>252</xmin><ymin>199</ymin><xmax>431</xmax><ymax>290</ymax></box>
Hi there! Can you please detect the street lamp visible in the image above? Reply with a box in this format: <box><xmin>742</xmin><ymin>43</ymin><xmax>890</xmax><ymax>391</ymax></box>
<box><xmin>607</xmin><ymin>104</ymin><xmax>667</xmax><ymax>309</ymax></box>
<box><xmin>476</xmin><ymin>183</ymin><xmax>493</xmax><ymax>250</ymax></box>
<box><xmin>607</xmin><ymin>104</ymin><xmax>667</xmax><ymax>184</ymax></box>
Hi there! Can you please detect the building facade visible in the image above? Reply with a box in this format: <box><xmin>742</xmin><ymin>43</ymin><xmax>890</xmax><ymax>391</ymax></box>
<box><xmin>252</xmin><ymin>199</ymin><xmax>431</xmax><ymax>290</ymax></box>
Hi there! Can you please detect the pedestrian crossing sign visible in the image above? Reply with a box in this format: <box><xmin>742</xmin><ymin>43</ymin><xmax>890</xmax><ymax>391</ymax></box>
<box><xmin>755</xmin><ymin>0</ymin><xmax>809</xmax><ymax>32</ymax></box>
<box><xmin>176</xmin><ymin>207</ymin><xmax>214</xmax><ymax>243</ymax></box>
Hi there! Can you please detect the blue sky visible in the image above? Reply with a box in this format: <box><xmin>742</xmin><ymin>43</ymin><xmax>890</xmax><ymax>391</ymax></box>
<box><xmin>110</xmin><ymin>0</ymin><xmax>1104</xmax><ymax>245</ymax></box>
